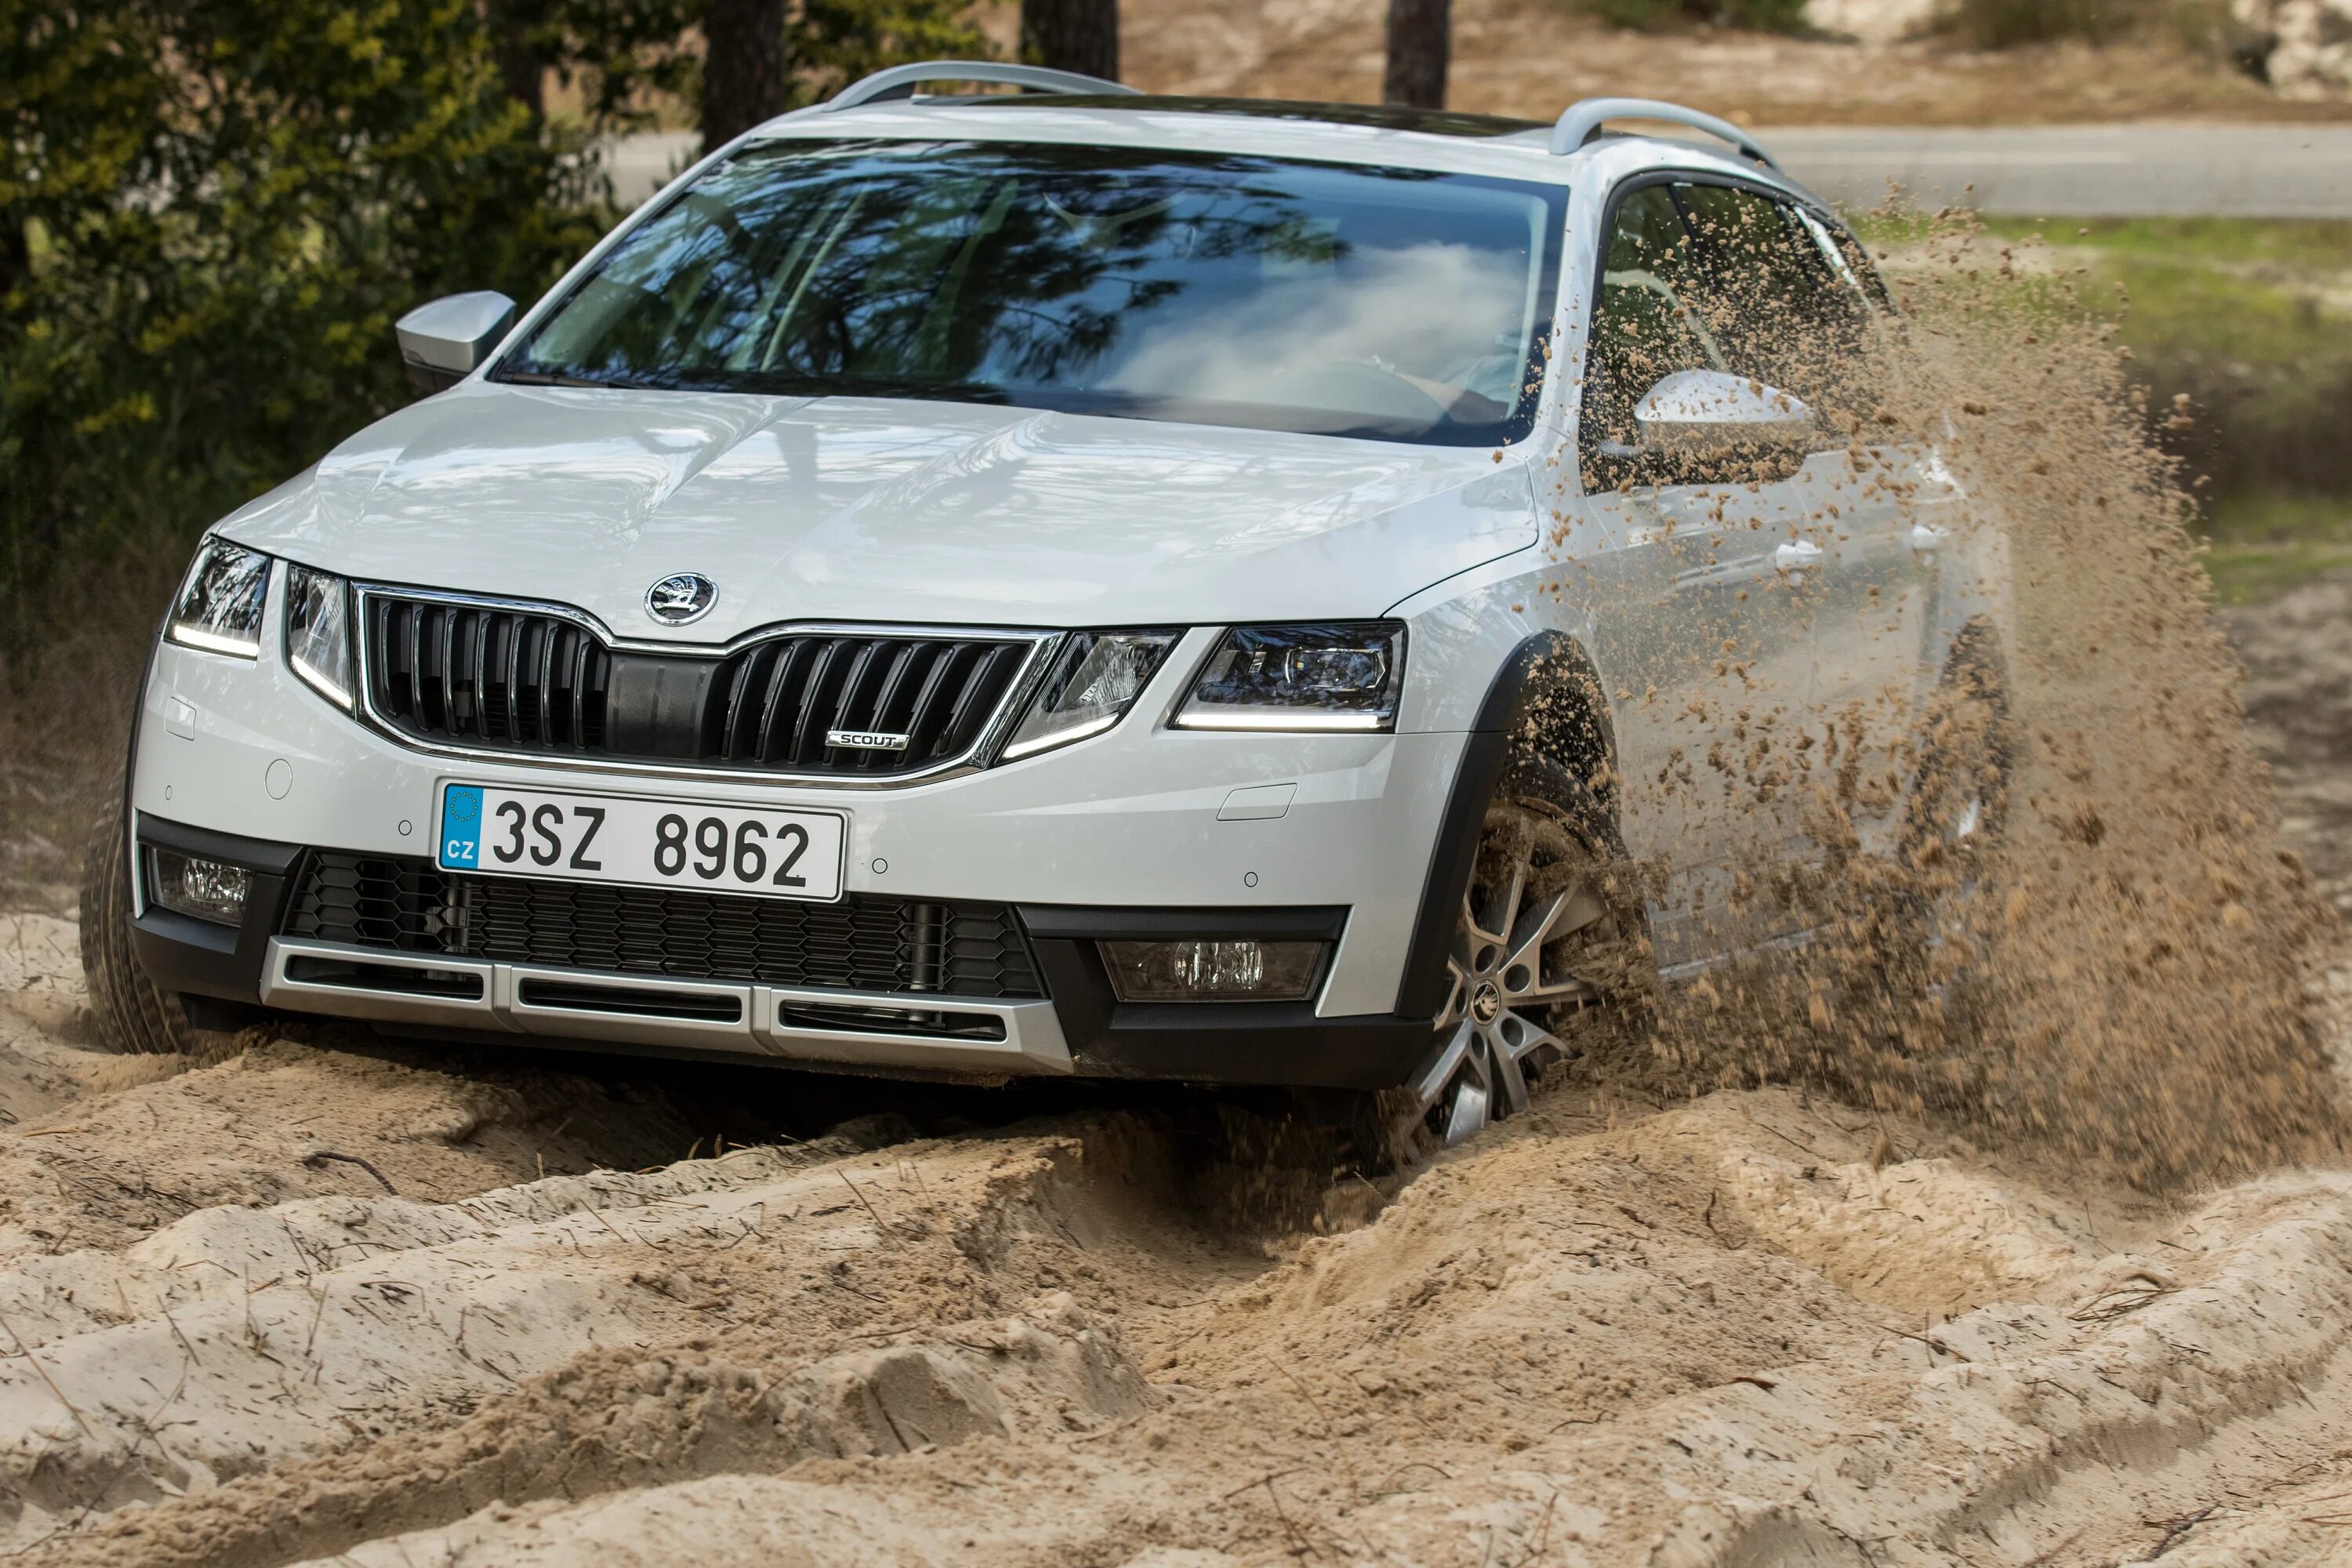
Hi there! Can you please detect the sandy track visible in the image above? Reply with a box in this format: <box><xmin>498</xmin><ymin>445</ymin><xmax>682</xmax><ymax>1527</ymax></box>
<box><xmin>0</xmin><ymin>932</ymin><xmax>2346</xmax><ymax>1566</ymax></box>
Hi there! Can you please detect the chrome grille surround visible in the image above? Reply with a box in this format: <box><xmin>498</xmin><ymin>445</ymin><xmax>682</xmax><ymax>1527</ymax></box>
<box><xmin>352</xmin><ymin>583</ymin><xmax>1058</xmax><ymax>787</ymax></box>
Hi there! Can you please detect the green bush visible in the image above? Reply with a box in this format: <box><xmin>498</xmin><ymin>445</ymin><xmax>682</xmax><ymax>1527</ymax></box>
<box><xmin>1941</xmin><ymin>0</ymin><xmax>2119</xmax><ymax>47</ymax></box>
<box><xmin>0</xmin><ymin>0</ymin><xmax>608</xmax><ymax>666</ymax></box>
<box><xmin>0</xmin><ymin>0</ymin><xmax>994</xmax><ymax>678</ymax></box>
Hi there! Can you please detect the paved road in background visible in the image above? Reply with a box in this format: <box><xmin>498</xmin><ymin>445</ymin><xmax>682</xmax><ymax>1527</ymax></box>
<box><xmin>1767</xmin><ymin>123</ymin><xmax>2352</xmax><ymax>219</ymax></box>
<box><xmin>607</xmin><ymin>122</ymin><xmax>2352</xmax><ymax>219</ymax></box>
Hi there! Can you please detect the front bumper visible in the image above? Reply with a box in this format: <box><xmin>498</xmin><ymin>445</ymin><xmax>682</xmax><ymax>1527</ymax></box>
<box><xmin>129</xmin><ymin>633</ymin><xmax>1488</xmax><ymax>1089</ymax></box>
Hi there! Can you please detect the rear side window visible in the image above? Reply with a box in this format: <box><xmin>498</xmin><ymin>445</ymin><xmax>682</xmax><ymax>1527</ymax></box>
<box><xmin>1580</xmin><ymin>179</ymin><xmax>1878</xmax><ymax>467</ymax></box>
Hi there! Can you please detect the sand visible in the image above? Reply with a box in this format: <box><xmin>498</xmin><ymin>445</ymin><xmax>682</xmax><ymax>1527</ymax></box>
<box><xmin>0</xmin><ymin>928</ymin><xmax>2341</xmax><ymax>1566</ymax></box>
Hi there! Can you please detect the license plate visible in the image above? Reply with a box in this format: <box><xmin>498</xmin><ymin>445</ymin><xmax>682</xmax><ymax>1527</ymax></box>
<box><xmin>435</xmin><ymin>783</ymin><xmax>847</xmax><ymax>902</ymax></box>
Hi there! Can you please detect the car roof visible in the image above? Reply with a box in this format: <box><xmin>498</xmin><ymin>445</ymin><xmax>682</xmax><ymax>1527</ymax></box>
<box><xmin>960</xmin><ymin>94</ymin><xmax>1554</xmax><ymax>140</ymax></box>
<box><xmin>746</xmin><ymin>93</ymin><xmax>1582</xmax><ymax>183</ymax></box>
<box><xmin>740</xmin><ymin>86</ymin><xmax>1817</xmax><ymax>204</ymax></box>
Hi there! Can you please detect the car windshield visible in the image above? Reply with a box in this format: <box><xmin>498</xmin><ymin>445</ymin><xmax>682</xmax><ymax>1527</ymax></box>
<box><xmin>496</xmin><ymin>140</ymin><xmax>1566</xmax><ymax>446</ymax></box>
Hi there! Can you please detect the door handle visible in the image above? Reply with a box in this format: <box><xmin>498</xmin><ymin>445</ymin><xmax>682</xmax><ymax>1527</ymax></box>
<box><xmin>1773</xmin><ymin>539</ymin><xmax>1824</xmax><ymax>572</ymax></box>
<box><xmin>1909</xmin><ymin>524</ymin><xmax>1945</xmax><ymax>552</ymax></box>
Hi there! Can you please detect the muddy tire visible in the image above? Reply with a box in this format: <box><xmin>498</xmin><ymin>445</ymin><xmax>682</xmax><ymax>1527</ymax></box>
<box><xmin>1896</xmin><ymin>622</ymin><xmax>2013</xmax><ymax>1047</ymax></box>
<box><xmin>78</xmin><ymin>777</ymin><xmax>196</xmax><ymax>1055</ymax></box>
<box><xmin>1357</xmin><ymin>751</ymin><xmax>1652</xmax><ymax>1165</ymax></box>
<box><xmin>1900</xmin><ymin>621</ymin><xmax>2011</xmax><ymax>880</ymax></box>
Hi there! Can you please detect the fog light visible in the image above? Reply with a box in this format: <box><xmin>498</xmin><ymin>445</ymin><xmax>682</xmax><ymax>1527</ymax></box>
<box><xmin>1099</xmin><ymin>939</ymin><xmax>1325</xmax><ymax>1003</ymax></box>
<box><xmin>149</xmin><ymin>849</ymin><xmax>252</xmax><ymax>925</ymax></box>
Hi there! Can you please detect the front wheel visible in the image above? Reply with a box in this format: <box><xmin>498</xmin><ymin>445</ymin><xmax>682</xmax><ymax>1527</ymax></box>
<box><xmin>1405</xmin><ymin>760</ymin><xmax>1653</xmax><ymax>1149</ymax></box>
<box><xmin>78</xmin><ymin>774</ymin><xmax>196</xmax><ymax>1055</ymax></box>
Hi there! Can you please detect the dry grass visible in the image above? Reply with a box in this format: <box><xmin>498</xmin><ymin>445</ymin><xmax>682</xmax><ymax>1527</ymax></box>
<box><xmin>0</xmin><ymin>556</ymin><xmax>177</xmax><ymax>912</ymax></box>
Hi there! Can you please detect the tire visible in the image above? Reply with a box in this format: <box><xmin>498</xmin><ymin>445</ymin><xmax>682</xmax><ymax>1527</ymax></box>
<box><xmin>1365</xmin><ymin>749</ymin><xmax>1653</xmax><ymax>1163</ymax></box>
<box><xmin>78</xmin><ymin>774</ymin><xmax>197</xmax><ymax>1055</ymax></box>
<box><xmin>1893</xmin><ymin>622</ymin><xmax>2012</xmax><ymax>1047</ymax></box>
<box><xmin>1899</xmin><ymin>623</ymin><xmax>2011</xmax><ymax>924</ymax></box>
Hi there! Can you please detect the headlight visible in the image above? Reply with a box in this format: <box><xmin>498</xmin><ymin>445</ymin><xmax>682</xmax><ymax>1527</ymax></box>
<box><xmin>166</xmin><ymin>537</ymin><xmax>272</xmax><ymax>658</ymax></box>
<box><xmin>1001</xmin><ymin>630</ymin><xmax>1180</xmax><ymax>760</ymax></box>
<box><xmin>1174</xmin><ymin>622</ymin><xmax>1405</xmax><ymax>731</ymax></box>
<box><xmin>285</xmin><ymin>564</ymin><xmax>355</xmax><ymax>710</ymax></box>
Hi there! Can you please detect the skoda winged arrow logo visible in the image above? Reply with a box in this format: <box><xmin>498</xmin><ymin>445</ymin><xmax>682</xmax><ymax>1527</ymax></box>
<box><xmin>644</xmin><ymin>572</ymin><xmax>717</xmax><ymax>626</ymax></box>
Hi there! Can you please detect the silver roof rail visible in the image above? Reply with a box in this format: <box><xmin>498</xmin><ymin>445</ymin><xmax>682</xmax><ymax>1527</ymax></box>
<box><xmin>1548</xmin><ymin>97</ymin><xmax>1779</xmax><ymax>171</ymax></box>
<box><xmin>825</xmin><ymin>61</ymin><xmax>1137</xmax><ymax>113</ymax></box>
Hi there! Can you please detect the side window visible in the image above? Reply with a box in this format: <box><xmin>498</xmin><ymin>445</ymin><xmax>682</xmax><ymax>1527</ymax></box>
<box><xmin>1676</xmin><ymin>183</ymin><xmax>1873</xmax><ymax>424</ymax></box>
<box><xmin>1580</xmin><ymin>179</ymin><xmax>1878</xmax><ymax>481</ymax></box>
<box><xmin>1582</xmin><ymin>186</ymin><xmax>1724</xmax><ymax>460</ymax></box>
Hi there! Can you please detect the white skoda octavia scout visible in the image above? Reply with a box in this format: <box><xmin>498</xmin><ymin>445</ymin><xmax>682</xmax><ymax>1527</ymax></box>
<box><xmin>85</xmin><ymin>64</ymin><xmax>2009</xmax><ymax>1148</ymax></box>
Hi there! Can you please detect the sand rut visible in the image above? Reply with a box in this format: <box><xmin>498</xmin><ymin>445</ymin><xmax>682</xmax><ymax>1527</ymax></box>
<box><xmin>0</xmin><ymin>1067</ymin><xmax>2341</xmax><ymax>1567</ymax></box>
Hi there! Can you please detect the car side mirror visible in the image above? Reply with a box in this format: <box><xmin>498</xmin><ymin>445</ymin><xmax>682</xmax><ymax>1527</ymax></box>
<box><xmin>1634</xmin><ymin>368</ymin><xmax>1816</xmax><ymax>458</ymax></box>
<box><xmin>395</xmin><ymin>292</ymin><xmax>516</xmax><ymax>395</ymax></box>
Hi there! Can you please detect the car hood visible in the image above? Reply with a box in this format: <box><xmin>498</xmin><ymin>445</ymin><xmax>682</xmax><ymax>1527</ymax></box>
<box><xmin>217</xmin><ymin>383</ymin><xmax>1537</xmax><ymax>642</ymax></box>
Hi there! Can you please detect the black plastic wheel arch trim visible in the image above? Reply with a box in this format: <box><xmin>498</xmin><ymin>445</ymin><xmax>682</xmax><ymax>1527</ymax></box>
<box><xmin>1392</xmin><ymin>632</ymin><xmax>1616</xmax><ymax>1020</ymax></box>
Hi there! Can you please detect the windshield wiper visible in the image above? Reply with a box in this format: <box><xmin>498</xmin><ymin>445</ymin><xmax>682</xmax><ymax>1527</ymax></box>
<box><xmin>750</xmin><ymin>375</ymin><xmax>1013</xmax><ymax>405</ymax></box>
<box><xmin>499</xmin><ymin>365</ymin><xmax>1016</xmax><ymax>404</ymax></box>
<box><xmin>497</xmin><ymin>368</ymin><xmax>638</xmax><ymax>390</ymax></box>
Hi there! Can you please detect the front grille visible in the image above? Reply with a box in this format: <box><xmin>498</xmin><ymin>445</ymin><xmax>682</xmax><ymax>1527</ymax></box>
<box><xmin>702</xmin><ymin>635</ymin><xmax>1031</xmax><ymax>773</ymax></box>
<box><xmin>361</xmin><ymin>590</ymin><xmax>1040</xmax><ymax>778</ymax></box>
<box><xmin>283</xmin><ymin>852</ymin><xmax>1043</xmax><ymax>999</ymax></box>
<box><xmin>365</xmin><ymin>596</ymin><xmax>611</xmax><ymax>752</ymax></box>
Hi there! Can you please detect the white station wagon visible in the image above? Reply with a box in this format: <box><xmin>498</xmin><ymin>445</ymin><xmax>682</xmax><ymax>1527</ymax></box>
<box><xmin>85</xmin><ymin>64</ymin><xmax>2007</xmax><ymax>1150</ymax></box>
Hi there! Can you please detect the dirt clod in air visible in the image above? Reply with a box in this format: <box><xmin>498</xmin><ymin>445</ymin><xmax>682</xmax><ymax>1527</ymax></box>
<box><xmin>1592</xmin><ymin>209</ymin><xmax>2347</xmax><ymax>1192</ymax></box>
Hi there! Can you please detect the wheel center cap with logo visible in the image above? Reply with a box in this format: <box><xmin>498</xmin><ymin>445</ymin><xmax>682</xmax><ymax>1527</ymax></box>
<box><xmin>644</xmin><ymin>572</ymin><xmax>717</xmax><ymax>626</ymax></box>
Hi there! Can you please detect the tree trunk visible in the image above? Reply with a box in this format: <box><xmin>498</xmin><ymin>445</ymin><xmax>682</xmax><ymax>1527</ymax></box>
<box><xmin>1383</xmin><ymin>0</ymin><xmax>1450</xmax><ymax>109</ymax></box>
<box><xmin>495</xmin><ymin>40</ymin><xmax>547</xmax><ymax>122</ymax></box>
<box><xmin>702</xmin><ymin>0</ymin><xmax>789</xmax><ymax>151</ymax></box>
<box><xmin>487</xmin><ymin>0</ymin><xmax>550</xmax><ymax>121</ymax></box>
<box><xmin>1022</xmin><ymin>0</ymin><xmax>1120</xmax><ymax>82</ymax></box>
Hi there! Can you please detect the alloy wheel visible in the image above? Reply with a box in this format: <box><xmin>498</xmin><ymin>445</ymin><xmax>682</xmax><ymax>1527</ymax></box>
<box><xmin>1413</xmin><ymin>803</ymin><xmax>1624</xmax><ymax>1145</ymax></box>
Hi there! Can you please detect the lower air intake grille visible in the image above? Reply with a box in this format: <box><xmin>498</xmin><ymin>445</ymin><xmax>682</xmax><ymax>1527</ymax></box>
<box><xmin>282</xmin><ymin>852</ymin><xmax>1043</xmax><ymax>1000</ymax></box>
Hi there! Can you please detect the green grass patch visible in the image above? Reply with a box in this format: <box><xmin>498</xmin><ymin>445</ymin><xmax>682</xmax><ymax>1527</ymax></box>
<box><xmin>1855</xmin><ymin>213</ymin><xmax>2352</xmax><ymax>601</ymax></box>
<box><xmin>1974</xmin><ymin>217</ymin><xmax>2352</xmax><ymax>372</ymax></box>
<box><xmin>2200</xmin><ymin>490</ymin><xmax>2352</xmax><ymax>604</ymax></box>
<box><xmin>2202</xmin><ymin>541</ymin><xmax>2352</xmax><ymax>604</ymax></box>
